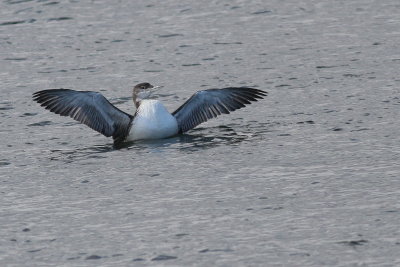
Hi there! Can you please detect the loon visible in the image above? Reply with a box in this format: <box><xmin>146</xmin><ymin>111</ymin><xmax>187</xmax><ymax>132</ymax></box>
<box><xmin>33</xmin><ymin>83</ymin><xmax>267</xmax><ymax>145</ymax></box>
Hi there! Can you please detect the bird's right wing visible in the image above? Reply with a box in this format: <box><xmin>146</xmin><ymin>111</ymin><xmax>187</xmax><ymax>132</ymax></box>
<box><xmin>172</xmin><ymin>87</ymin><xmax>267</xmax><ymax>133</ymax></box>
<box><xmin>33</xmin><ymin>89</ymin><xmax>133</xmax><ymax>142</ymax></box>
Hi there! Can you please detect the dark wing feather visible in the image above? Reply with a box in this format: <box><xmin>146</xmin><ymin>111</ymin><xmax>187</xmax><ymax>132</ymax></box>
<box><xmin>172</xmin><ymin>87</ymin><xmax>267</xmax><ymax>133</ymax></box>
<box><xmin>32</xmin><ymin>89</ymin><xmax>133</xmax><ymax>142</ymax></box>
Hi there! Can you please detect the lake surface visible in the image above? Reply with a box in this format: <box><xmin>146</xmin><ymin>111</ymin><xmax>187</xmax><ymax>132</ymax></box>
<box><xmin>1</xmin><ymin>0</ymin><xmax>400</xmax><ymax>266</ymax></box>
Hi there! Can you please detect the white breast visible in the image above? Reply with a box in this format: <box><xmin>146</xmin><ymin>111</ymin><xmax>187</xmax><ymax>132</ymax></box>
<box><xmin>127</xmin><ymin>100</ymin><xmax>179</xmax><ymax>141</ymax></box>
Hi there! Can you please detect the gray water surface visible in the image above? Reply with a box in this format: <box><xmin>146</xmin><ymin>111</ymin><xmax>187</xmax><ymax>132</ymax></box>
<box><xmin>1</xmin><ymin>0</ymin><xmax>400</xmax><ymax>266</ymax></box>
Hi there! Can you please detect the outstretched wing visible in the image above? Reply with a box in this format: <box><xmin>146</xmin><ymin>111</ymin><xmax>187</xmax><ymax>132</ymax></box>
<box><xmin>172</xmin><ymin>87</ymin><xmax>267</xmax><ymax>133</ymax></box>
<box><xmin>32</xmin><ymin>89</ymin><xmax>133</xmax><ymax>142</ymax></box>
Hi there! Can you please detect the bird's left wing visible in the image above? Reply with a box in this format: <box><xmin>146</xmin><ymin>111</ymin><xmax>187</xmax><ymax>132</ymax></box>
<box><xmin>172</xmin><ymin>87</ymin><xmax>267</xmax><ymax>133</ymax></box>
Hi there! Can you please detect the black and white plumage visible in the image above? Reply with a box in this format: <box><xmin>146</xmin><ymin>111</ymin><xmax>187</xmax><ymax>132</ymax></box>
<box><xmin>172</xmin><ymin>87</ymin><xmax>267</xmax><ymax>133</ymax></box>
<box><xmin>32</xmin><ymin>83</ymin><xmax>267</xmax><ymax>144</ymax></box>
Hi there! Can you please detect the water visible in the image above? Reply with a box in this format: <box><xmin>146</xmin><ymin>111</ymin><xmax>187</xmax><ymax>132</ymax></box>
<box><xmin>1</xmin><ymin>0</ymin><xmax>400</xmax><ymax>266</ymax></box>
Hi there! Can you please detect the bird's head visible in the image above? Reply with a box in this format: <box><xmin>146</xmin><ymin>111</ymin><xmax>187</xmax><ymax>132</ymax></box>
<box><xmin>132</xmin><ymin>82</ymin><xmax>162</xmax><ymax>106</ymax></box>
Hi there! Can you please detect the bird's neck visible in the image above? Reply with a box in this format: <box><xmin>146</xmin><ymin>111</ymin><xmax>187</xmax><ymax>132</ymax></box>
<box><xmin>132</xmin><ymin>93</ymin><xmax>140</xmax><ymax>108</ymax></box>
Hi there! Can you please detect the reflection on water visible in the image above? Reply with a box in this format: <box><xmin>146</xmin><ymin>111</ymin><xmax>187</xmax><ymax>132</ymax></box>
<box><xmin>115</xmin><ymin>122</ymin><xmax>271</xmax><ymax>151</ymax></box>
<box><xmin>48</xmin><ymin>122</ymin><xmax>271</xmax><ymax>162</ymax></box>
<box><xmin>49</xmin><ymin>144</ymin><xmax>115</xmax><ymax>163</ymax></box>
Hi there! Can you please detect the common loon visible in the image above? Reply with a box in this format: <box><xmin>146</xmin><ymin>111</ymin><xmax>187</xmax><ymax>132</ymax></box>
<box><xmin>33</xmin><ymin>83</ymin><xmax>267</xmax><ymax>145</ymax></box>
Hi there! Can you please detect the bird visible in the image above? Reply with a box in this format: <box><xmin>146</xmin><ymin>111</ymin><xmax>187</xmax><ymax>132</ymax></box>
<box><xmin>32</xmin><ymin>83</ymin><xmax>267</xmax><ymax>145</ymax></box>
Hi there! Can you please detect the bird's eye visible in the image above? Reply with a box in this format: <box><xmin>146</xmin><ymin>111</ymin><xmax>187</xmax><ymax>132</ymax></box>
<box><xmin>141</xmin><ymin>86</ymin><xmax>145</xmax><ymax>89</ymax></box>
